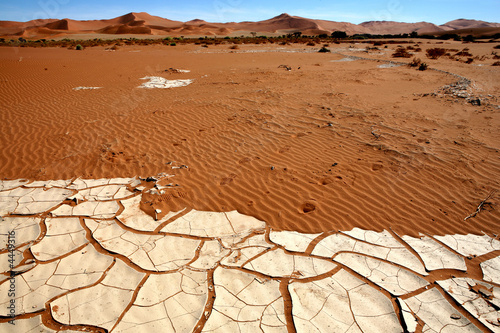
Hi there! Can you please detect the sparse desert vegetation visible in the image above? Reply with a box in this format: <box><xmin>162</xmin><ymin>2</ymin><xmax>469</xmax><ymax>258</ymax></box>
<box><xmin>426</xmin><ymin>47</ymin><xmax>446</xmax><ymax>59</ymax></box>
<box><xmin>392</xmin><ymin>47</ymin><xmax>412</xmax><ymax>58</ymax></box>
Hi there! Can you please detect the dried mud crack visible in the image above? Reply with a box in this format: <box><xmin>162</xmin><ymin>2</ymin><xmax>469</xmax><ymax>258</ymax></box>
<box><xmin>1</xmin><ymin>175</ymin><xmax>499</xmax><ymax>332</ymax></box>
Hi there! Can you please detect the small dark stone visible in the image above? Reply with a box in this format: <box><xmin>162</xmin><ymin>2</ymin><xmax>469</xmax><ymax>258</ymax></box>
<box><xmin>470</xmin><ymin>98</ymin><xmax>481</xmax><ymax>106</ymax></box>
<box><xmin>270</xmin><ymin>166</ymin><xmax>275</xmax><ymax>170</ymax></box>
<box><xmin>332</xmin><ymin>163</ymin><xmax>338</xmax><ymax>167</ymax></box>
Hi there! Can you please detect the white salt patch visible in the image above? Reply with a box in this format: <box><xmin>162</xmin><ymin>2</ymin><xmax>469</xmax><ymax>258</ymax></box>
<box><xmin>73</xmin><ymin>87</ymin><xmax>102</xmax><ymax>91</ymax></box>
<box><xmin>330</xmin><ymin>57</ymin><xmax>356</xmax><ymax>62</ymax></box>
<box><xmin>378</xmin><ymin>63</ymin><xmax>401</xmax><ymax>68</ymax></box>
<box><xmin>138</xmin><ymin>76</ymin><xmax>193</xmax><ymax>89</ymax></box>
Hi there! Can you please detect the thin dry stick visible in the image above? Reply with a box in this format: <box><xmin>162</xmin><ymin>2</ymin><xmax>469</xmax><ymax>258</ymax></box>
<box><xmin>464</xmin><ymin>190</ymin><xmax>496</xmax><ymax>221</ymax></box>
<box><xmin>370</xmin><ymin>126</ymin><xmax>380</xmax><ymax>140</ymax></box>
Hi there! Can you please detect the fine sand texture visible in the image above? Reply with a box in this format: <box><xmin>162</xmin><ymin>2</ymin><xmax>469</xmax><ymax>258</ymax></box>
<box><xmin>0</xmin><ymin>41</ymin><xmax>499</xmax><ymax>240</ymax></box>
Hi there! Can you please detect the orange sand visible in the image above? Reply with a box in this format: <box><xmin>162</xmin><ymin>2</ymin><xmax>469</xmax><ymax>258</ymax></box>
<box><xmin>0</xmin><ymin>41</ymin><xmax>498</xmax><ymax>237</ymax></box>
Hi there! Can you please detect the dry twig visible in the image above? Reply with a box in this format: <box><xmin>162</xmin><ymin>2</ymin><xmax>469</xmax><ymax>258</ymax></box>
<box><xmin>371</xmin><ymin>126</ymin><xmax>380</xmax><ymax>140</ymax></box>
<box><xmin>464</xmin><ymin>190</ymin><xmax>496</xmax><ymax>221</ymax></box>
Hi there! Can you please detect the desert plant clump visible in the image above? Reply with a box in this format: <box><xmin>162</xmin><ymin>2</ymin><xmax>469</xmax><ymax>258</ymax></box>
<box><xmin>455</xmin><ymin>48</ymin><xmax>472</xmax><ymax>57</ymax></box>
<box><xmin>307</xmin><ymin>41</ymin><xmax>316</xmax><ymax>46</ymax></box>
<box><xmin>229</xmin><ymin>44</ymin><xmax>239</xmax><ymax>49</ymax></box>
<box><xmin>408</xmin><ymin>57</ymin><xmax>427</xmax><ymax>70</ymax></box>
<box><xmin>170</xmin><ymin>42</ymin><xmax>176</xmax><ymax>46</ymax></box>
<box><xmin>426</xmin><ymin>48</ymin><xmax>446</xmax><ymax>59</ymax></box>
<box><xmin>492</xmin><ymin>61</ymin><xmax>500</xmax><ymax>66</ymax></box>
<box><xmin>75</xmin><ymin>44</ymin><xmax>83</xmax><ymax>50</ymax></box>
<box><xmin>408</xmin><ymin>57</ymin><xmax>422</xmax><ymax>67</ymax></box>
<box><xmin>331</xmin><ymin>31</ymin><xmax>347</xmax><ymax>39</ymax></box>
<box><xmin>418</xmin><ymin>62</ymin><xmax>428</xmax><ymax>71</ymax></box>
<box><xmin>318</xmin><ymin>46</ymin><xmax>331</xmax><ymax>53</ymax></box>
<box><xmin>392</xmin><ymin>47</ymin><xmax>411</xmax><ymax>58</ymax></box>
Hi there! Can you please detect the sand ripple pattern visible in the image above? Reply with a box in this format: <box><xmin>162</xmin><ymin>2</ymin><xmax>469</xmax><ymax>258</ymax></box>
<box><xmin>0</xmin><ymin>47</ymin><xmax>498</xmax><ymax>240</ymax></box>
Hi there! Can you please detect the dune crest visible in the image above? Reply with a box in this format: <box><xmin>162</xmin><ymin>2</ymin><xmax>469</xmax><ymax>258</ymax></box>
<box><xmin>1</xmin><ymin>12</ymin><xmax>499</xmax><ymax>38</ymax></box>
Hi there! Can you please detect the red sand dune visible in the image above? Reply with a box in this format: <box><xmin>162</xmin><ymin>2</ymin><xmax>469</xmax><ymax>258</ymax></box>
<box><xmin>1</xmin><ymin>12</ymin><xmax>499</xmax><ymax>38</ymax></box>
<box><xmin>358</xmin><ymin>21</ymin><xmax>444</xmax><ymax>34</ymax></box>
<box><xmin>442</xmin><ymin>18</ymin><xmax>500</xmax><ymax>30</ymax></box>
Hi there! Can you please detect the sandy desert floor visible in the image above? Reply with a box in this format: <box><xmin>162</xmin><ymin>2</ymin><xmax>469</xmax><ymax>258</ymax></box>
<box><xmin>0</xmin><ymin>40</ymin><xmax>499</xmax><ymax>332</ymax></box>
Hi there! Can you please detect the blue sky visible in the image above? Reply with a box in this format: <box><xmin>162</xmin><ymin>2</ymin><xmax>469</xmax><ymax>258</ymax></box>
<box><xmin>1</xmin><ymin>0</ymin><xmax>499</xmax><ymax>24</ymax></box>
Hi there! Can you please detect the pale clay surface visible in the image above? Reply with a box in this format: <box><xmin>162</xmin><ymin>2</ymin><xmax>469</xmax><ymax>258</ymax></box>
<box><xmin>1</xmin><ymin>177</ymin><xmax>499</xmax><ymax>332</ymax></box>
<box><xmin>404</xmin><ymin>288</ymin><xmax>483</xmax><ymax>333</ymax></box>
<box><xmin>289</xmin><ymin>269</ymin><xmax>401</xmax><ymax>333</ymax></box>
<box><xmin>481</xmin><ymin>255</ymin><xmax>500</xmax><ymax>285</ymax></box>
<box><xmin>402</xmin><ymin>234</ymin><xmax>467</xmax><ymax>271</ymax></box>
<box><xmin>435</xmin><ymin>233</ymin><xmax>500</xmax><ymax>257</ymax></box>
<box><xmin>312</xmin><ymin>231</ymin><xmax>428</xmax><ymax>275</ymax></box>
<box><xmin>138</xmin><ymin>76</ymin><xmax>193</xmax><ymax>89</ymax></box>
<box><xmin>397</xmin><ymin>298</ymin><xmax>418</xmax><ymax>333</ymax></box>
<box><xmin>437</xmin><ymin>278</ymin><xmax>500</xmax><ymax>332</ymax></box>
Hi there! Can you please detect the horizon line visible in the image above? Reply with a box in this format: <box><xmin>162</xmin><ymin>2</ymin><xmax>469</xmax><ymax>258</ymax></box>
<box><xmin>0</xmin><ymin>11</ymin><xmax>495</xmax><ymax>26</ymax></box>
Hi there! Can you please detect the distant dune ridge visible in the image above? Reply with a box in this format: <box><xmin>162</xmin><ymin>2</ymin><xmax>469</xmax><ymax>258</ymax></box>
<box><xmin>1</xmin><ymin>12</ymin><xmax>499</xmax><ymax>38</ymax></box>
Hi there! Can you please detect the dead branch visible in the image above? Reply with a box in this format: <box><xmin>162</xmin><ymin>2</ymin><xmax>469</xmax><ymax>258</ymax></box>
<box><xmin>464</xmin><ymin>190</ymin><xmax>496</xmax><ymax>221</ymax></box>
<box><xmin>371</xmin><ymin>126</ymin><xmax>380</xmax><ymax>140</ymax></box>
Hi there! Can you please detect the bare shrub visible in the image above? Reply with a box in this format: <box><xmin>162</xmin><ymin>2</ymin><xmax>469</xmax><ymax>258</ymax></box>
<box><xmin>408</xmin><ymin>57</ymin><xmax>422</xmax><ymax>67</ymax></box>
<box><xmin>426</xmin><ymin>48</ymin><xmax>446</xmax><ymax>59</ymax></box>
<box><xmin>455</xmin><ymin>48</ymin><xmax>472</xmax><ymax>57</ymax></box>
<box><xmin>392</xmin><ymin>47</ymin><xmax>411</xmax><ymax>58</ymax></box>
